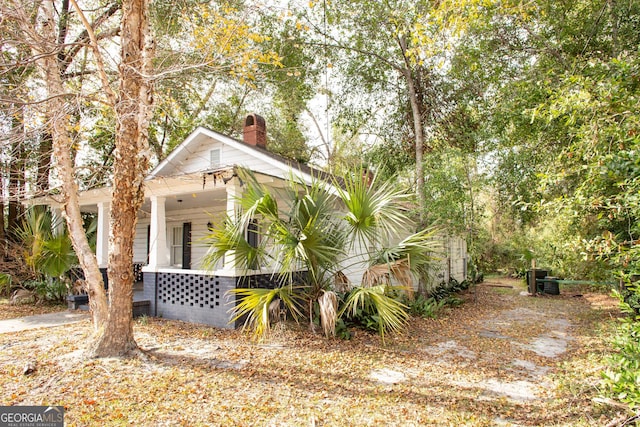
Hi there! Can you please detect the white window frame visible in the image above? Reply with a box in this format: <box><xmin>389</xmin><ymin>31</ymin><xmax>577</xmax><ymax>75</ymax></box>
<box><xmin>170</xmin><ymin>225</ymin><xmax>183</xmax><ymax>267</ymax></box>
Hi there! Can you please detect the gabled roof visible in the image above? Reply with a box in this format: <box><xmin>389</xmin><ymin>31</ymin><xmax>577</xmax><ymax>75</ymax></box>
<box><xmin>148</xmin><ymin>126</ymin><xmax>324</xmax><ymax>185</ymax></box>
<box><xmin>26</xmin><ymin>125</ymin><xmax>339</xmax><ymax>210</ymax></box>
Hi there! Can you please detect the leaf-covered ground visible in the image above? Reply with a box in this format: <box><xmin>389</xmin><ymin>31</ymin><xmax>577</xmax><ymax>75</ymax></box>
<box><xmin>0</xmin><ymin>278</ymin><xmax>625</xmax><ymax>426</ymax></box>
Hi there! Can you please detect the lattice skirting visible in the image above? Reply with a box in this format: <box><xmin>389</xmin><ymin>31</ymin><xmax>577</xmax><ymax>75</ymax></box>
<box><xmin>157</xmin><ymin>272</ymin><xmax>223</xmax><ymax>309</ymax></box>
<box><xmin>144</xmin><ymin>271</ymin><xmax>308</xmax><ymax>329</ymax></box>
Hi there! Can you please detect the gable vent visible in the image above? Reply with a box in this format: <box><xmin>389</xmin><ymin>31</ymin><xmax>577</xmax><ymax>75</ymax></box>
<box><xmin>243</xmin><ymin>113</ymin><xmax>267</xmax><ymax>149</ymax></box>
<box><xmin>210</xmin><ymin>148</ymin><xmax>221</xmax><ymax>168</ymax></box>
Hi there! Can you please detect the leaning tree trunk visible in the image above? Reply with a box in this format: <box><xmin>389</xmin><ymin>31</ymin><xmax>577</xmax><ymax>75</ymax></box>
<box><xmin>36</xmin><ymin>132</ymin><xmax>53</xmax><ymax>197</ymax></box>
<box><xmin>35</xmin><ymin>0</ymin><xmax>109</xmax><ymax>328</ymax></box>
<box><xmin>90</xmin><ymin>0</ymin><xmax>154</xmax><ymax>357</ymax></box>
<box><xmin>7</xmin><ymin>112</ymin><xmax>25</xmax><ymax>241</ymax></box>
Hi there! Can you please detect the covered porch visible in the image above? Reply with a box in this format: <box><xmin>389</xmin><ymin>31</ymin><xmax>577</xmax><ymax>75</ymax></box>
<box><xmin>71</xmin><ymin>167</ymin><xmax>291</xmax><ymax>328</ymax></box>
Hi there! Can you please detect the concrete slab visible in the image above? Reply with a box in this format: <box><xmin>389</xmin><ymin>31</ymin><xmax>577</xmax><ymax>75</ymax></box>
<box><xmin>0</xmin><ymin>311</ymin><xmax>90</xmax><ymax>334</ymax></box>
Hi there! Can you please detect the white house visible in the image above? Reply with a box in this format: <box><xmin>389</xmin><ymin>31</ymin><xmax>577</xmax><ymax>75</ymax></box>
<box><xmin>36</xmin><ymin>114</ymin><xmax>468</xmax><ymax>328</ymax></box>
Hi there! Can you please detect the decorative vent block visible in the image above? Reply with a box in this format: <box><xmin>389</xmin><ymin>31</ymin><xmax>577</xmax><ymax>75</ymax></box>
<box><xmin>157</xmin><ymin>272</ymin><xmax>222</xmax><ymax>309</ymax></box>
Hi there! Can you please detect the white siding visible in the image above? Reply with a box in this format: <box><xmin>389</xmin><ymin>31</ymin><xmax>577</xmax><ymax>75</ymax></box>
<box><xmin>155</xmin><ymin>136</ymin><xmax>285</xmax><ymax>179</ymax></box>
<box><xmin>133</xmin><ymin>206</ymin><xmax>227</xmax><ymax>269</ymax></box>
<box><xmin>220</xmin><ymin>145</ymin><xmax>284</xmax><ymax>177</ymax></box>
<box><xmin>340</xmin><ymin>231</ymin><xmax>467</xmax><ymax>291</ymax></box>
<box><xmin>133</xmin><ymin>219</ymin><xmax>150</xmax><ymax>263</ymax></box>
<box><xmin>166</xmin><ymin>140</ymin><xmax>225</xmax><ymax>175</ymax></box>
<box><xmin>340</xmin><ymin>239</ymin><xmax>370</xmax><ymax>286</ymax></box>
<box><xmin>431</xmin><ymin>235</ymin><xmax>468</xmax><ymax>285</ymax></box>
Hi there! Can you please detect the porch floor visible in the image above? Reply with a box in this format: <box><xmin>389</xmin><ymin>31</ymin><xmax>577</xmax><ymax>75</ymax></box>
<box><xmin>72</xmin><ymin>282</ymin><xmax>149</xmax><ymax>316</ymax></box>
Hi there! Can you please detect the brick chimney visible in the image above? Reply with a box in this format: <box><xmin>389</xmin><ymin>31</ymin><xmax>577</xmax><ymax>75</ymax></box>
<box><xmin>243</xmin><ymin>113</ymin><xmax>266</xmax><ymax>149</ymax></box>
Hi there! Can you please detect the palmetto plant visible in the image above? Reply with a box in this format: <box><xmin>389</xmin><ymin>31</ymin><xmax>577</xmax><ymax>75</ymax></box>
<box><xmin>339</xmin><ymin>285</ymin><xmax>410</xmax><ymax>343</ymax></box>
<box><xmin>203</xmin><ymin>167</ymin><xmax>440</xmax><ymax>340</ymax></box>
<box><xmin>14</xmin><ymin>207</ymin><xmax>78</xmax><ymax>301</ymax></box>
<box><xmin>14</xmin><ymin>206</ymin><xmax>53</xmax><ymax>277</ymax></box>
<box><xmin>230</xmin><ymin>286</ymin><xmax>303</xmax><ymax>340</ymax></box>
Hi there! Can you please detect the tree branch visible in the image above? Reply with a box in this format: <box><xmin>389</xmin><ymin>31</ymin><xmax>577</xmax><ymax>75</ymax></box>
<box><xmin>68</xmin><ymin>0</ymin><xmax>116</xmax><ymax>106</ymax></box>
<box><xmin>60</xmin><ymin>2</ymin><xmax>121</xmax><ymax>73</ymax></box>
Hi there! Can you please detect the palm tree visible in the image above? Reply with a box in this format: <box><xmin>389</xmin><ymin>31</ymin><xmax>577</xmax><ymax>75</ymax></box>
<box><xmin>203</xmin><ymin>167</ymin><xmax>440</xmax><ymax>340</ymax></box>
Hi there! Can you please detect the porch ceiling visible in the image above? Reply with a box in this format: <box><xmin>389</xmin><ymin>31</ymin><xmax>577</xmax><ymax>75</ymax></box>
<box><xmin>140</xmin><ymin>187</ymin><xmax>227</xmax><ymax>213</ymax></box>
<box><xmin>32</xmin><ymin>168</ymin><xmax>287</xmax><ymax>214</ymax></box>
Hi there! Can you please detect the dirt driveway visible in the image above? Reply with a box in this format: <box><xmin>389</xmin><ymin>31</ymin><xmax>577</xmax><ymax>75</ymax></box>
<box><xmin>0</xmin><ymin>277</ymin><xmax>622</xmax><ymax>426</ymax></box>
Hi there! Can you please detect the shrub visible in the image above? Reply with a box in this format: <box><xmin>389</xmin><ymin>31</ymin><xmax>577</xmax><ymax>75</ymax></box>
<box><xmin>24</xmin><ymin>279</ymin><xmax>68</xmax><ymax>304</ymax></box>
<box><xmin>602</xmin><ymin>319</ymin><xmax>640</xmax><ymax>408</ymax></box>
<box><xmin>602</xmin><ymin>280</ymin><xmax>640</xmax><ymax>408</ymax></box>
<box><xmin>404</xmin><ymin>294</ymin><xmax>446</xmax><ymax>318</ymax></box>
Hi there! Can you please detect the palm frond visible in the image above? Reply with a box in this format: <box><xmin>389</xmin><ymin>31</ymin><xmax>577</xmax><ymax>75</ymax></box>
<box><xmin>333</xmin><ymin>271</ymin><xmax>351</xmax><ymax>293</ymax></box>
<box><xmin>339</xmin><ymin>285</ymin><xmax>409</xmax><ymax>343</ymax></box>
<box><xmin>235</xmin><ymin>168</ymin><xmax>280</xmax><ymax>222</ymax></box>
<box><xmin>201</xmin><ymin>215</ymin><xmax>264</xmax><ymax>271</ymax></box>
<box><xmin>318</xmin><ymin>290</ymin><xmax>338</xmax><ymax>337</ymax></box>
<box><xmin>15</xmin><ymin>208</ymin><xmax>51</xmax><ymax>256</ymax></box>
<box><xmin>335</xmin><ymin>169</ymin><xmax>409</xmax><ymax>249</ymax></box>
<box><xmin>227</xmin><ymin>286</ymin><xmax>302</xmax><ymax>340</ymax></box>
<box><xmin>362</xmin><ymin>263</ymin><xmax>392</xmax><ymax>287</ymax></box>
<box><xmin>39</xmin><ymin>233</ymin><xmax>78</xmax><ymax>278</ymax></box>
<box><xmin>372</xmin><ymin>226</ymin><xmax>443</xmax><ymax>277</ymax></box>
<box><xmin>362</xmin><ymin>259</ymin><xmax>414</xmax><ymax>297</ymax></box>
<box><xmin>362</xmin><ymin>259</ymin><xmax>412</xmax><ymax>289</ymax></box>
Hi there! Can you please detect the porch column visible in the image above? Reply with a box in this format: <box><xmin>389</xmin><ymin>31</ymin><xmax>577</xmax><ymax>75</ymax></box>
<box><xmin>148</xmin><ymin>196</ymin><xmax>169</xmax><ymax>268</ymax></box>
<box><xmin>96</xmin><ymin>202</ymin><xmax>110</xmax><ymax>268</ymax></box>
<box><xmin>223</xmin><ymin>177</ymin><xmax>242</xmax><ymax>270</ymax></box>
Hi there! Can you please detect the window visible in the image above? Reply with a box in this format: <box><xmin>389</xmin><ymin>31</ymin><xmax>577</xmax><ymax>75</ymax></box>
<box><xmin>170</xmin><ymin>226</ymin><xmax>183</xmax><ymax>267</ymax></box>
<box><xmin>247</xmin><ymin>219</ymin><xmax>259</xmax><ymax>249</ymax></box>
<box><xmin>247</xmin><ymin>219</ymin><xmax>259</xmax><ymax>269</ymax></box>
<box><xmin>210</xmin><ymin>148</ymin><xmax>221</xmax><ymax>168</ymax></box>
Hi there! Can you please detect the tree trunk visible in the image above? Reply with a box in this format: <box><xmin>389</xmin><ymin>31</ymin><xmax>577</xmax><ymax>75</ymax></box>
<box><xmin>396</xmin><ymin>35</ymin><xmax>427</xmax><ymax>223</ymax></box>
<box><xmin>7</xmin><ymin>113</ymin><xmax>24</xmax><ymax>241</ymax></box>
<box><xmin>90</xmin><ymin>0</ymin><xmax>154</xmax><ymax>358</ymax></box>
<box><xmin>0</xmin><ymin>198</ymin><xmax>5</xmax><ymax>244</ymax></box>
<box><xmin>36</xmin><ymin>132</ymin><xmax>53</xmax><ymax>196</ymax></box>
<box><xmin>403</xmin><ymin>70</ymin><xmax>426</xmax><ymax>222</ymax></box>
<box><xmin>35</xmin><ymin>0</ymin><xmax>109</xmax><ymax>330</ymax></box>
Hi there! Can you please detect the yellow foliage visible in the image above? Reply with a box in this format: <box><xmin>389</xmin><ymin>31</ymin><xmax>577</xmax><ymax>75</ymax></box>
<box><xmin>184</xmin><ymin>4</ymin><xmax>282</xmax><ymax>85</ymax></box>
<box><xmin>399</xmin><ymin>0</ymin><xmax>538</xmax><ymax>67</ymax></box>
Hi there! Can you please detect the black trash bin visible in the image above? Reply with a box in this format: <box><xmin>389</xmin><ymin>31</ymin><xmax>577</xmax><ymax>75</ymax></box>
<box><xmin>542</xmin><ymin>276</ymin><xmax>560</xmax><ymax>295</ymax></box>
<box><xmin>527</xmin><ymin>269</ymin><xmax>549</xmax><ymax>294</ymax></box>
